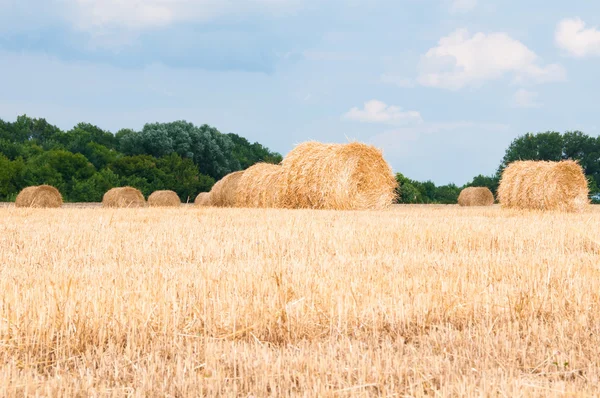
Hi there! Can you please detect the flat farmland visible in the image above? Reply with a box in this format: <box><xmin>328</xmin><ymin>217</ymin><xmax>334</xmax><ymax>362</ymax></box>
<box><xmin>1</xmin><ymin>205</ymin><xmax>599</xmax><ymax>396</ymax></box>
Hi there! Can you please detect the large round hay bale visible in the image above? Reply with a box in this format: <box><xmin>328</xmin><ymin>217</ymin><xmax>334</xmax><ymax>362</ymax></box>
<box><xmin>457</xmin><ymin>187</ymin><xmax>495</xmax><ymax>206</ymax></box>
<box><xmin>102</xmin><ymin>186</ymin><xmax>146</xmax><ymax>208</ymax></box>
<box><xmin>497</xmin><ymin>160</ymin><xmax>589</xmax><ymax>212</ymax></box>
<box><xmin>236</xmin><ymin>163</ymin><xmax>285</xmax><ymax>208</ymax></box>
<box><xmin>280</xmin><ymin>141</ymin><xmax>397</xmax><ymax>210</ymax></box>
<box><xmin>15</xmin><ymin>185</ymin><xmax>62</xmax><ymax>208</ymax></box>
<box><xmin>209</xmin><ymin>171</ymin><xmax>245</xmax><ymax>207</ymax></box>
<box><xmin>194</xmin><ymin>192</ymin><xmax>212</xmax><ymax>207</ymax></box>
<box><xmin>147</xmin><ymin>190</ymin><xmax>180</xmax><ymax>207</ymax></box>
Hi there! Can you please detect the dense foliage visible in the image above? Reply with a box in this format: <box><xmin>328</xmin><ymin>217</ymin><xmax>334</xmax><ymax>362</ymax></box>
<box><xmin>0</xmin><ymin>115</ymin><xmax>282</xmax><ymax>202</ymax></box>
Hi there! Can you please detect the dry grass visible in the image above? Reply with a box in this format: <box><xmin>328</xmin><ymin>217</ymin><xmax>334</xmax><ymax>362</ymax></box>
<box><xmin>1</xmin><ymin>205</ymin><xmax>600</xmax><ymax>396</ymax></box>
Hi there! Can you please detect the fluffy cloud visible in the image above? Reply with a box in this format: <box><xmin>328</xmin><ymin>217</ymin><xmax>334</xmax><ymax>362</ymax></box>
<box><xmin>512</xmin><ymin>89</ymin><xmax>541</xmax><ymax>108</ymax></box>
<box><xmin>555</xmin><ymin>18</ymin><xmax>600</xmax><ymax>57</ymax></box>
<box><xmin>417</xmin><ymin>29</ymin><xmax>565</xmax><ymax>90</ymax></box>
<box><xmin>66</xmin><ymin>0</ymin><xmax>299</xmax><ymax>31</ymax></box>
<box><xmin>342</xmin><ymin>100</ymin><xmax>422</xmax><ymax>125</ymax></box>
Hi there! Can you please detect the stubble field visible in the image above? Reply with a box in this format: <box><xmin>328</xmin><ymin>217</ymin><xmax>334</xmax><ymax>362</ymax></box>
<box><xmin>1</xmin><ymin>205</ymin><xmax>599</xmax><ymax>396</ymax></box>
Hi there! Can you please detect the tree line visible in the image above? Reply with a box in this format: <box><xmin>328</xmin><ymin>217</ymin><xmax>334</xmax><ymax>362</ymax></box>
<box><xmin>396</xmin><ymin>131</ymin><xmax>600</xmax><ymax>204</ymax></box>
<box><xmin>1</xmin><ymin>115</ymin><xmax>598</xmax><ymax>204</ymax></box>
<box><xmin>0</xmin><ymin>115</ymin><xmax>282</xmax><ymax>202</ymax></box>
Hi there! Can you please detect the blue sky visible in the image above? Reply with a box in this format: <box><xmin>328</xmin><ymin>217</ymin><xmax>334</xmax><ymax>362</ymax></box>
<box><xmin>1</xmin><ymin>0</ymin><xmax>600</xmax><ymax>184</ymax></box>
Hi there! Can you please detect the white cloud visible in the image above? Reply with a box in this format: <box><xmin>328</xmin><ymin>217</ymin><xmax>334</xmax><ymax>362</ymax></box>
<box><xmin>65</xmin><ymin>0</ymin><xmax>298</xmax><ymax>31</ymax></box>
<box><xmin>417</xmin><ymin>29</ymin><xmax>565</xmax><ymax>90</ymax></box>
<box><xmin>555</xmin><ymin>18</ymin><xmax>600</xmax><ymax>57</ymax></box>
<box><xmin>512</xmin><ymin>89</ymin><xmax>541</xmax><ymax>108</ymax></box>
<box><xmin>450</xmin><ymin>0</ymin><xmax>477</xmax><ymax>13</ymax></box>
<box><xmin>342</xmin><ymin>100</ymin><xmax>422</xmax><ymax>125</ymax></box>
<box><xmin>380</xmin><ymin>74</ymin><xmax>415</xmax><ymax>88</ymax></box>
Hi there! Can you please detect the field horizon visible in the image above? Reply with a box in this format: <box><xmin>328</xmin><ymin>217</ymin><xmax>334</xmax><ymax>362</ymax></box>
<box><xmin>1</xmin><ymin>205</ymin><xmax>599</xmax><ymax>396</ymax></box>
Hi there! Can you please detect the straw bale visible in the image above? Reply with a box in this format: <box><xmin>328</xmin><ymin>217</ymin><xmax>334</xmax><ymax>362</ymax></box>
<box><xmin>148</xmin><ymin>190</ymin><xmax>181</xmax><ymax>207</ymax></box>
<box><xmin>280</xmin><ymin>141</ymin><xmax>397</xmax><ymax>210</ymax></box>
<box><xmin>209</xmin><ymin>171</ymin><xmax>245</xmax><ymax>207</ymax></box>
<box><xmin>15</xmin><ymin>185</ymin><xmax>62</xmax><ymax>208</ymax></box>
<box><xmin>102</xmin><ymin>186</ymin><xmax>146</xmax><ymax>208</ymax></box>
<box><xmin>194</xmin><ymin>192</ymin><xmax>212</xmax><ymax>207</ymax></box>
<box><xmin>497</xmin><ymin>160</ymin><xmax>588</xmax><ymax>212</ymax></box>
<box><xmin>457</xmin><ymin>187</ymin><xmax>495</xmax><ymax>206</ymax></box>
<box><xmin>235</xmin><ymin>163</ymin><xmax>285</xmax><ymax>208</ymax></box>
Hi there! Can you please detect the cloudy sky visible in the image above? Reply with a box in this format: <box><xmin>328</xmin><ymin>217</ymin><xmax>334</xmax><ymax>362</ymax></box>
<box><xmin>1</xmin><ymin>0</ymin><xmax>599</xmax><ymax>184</ymax></box>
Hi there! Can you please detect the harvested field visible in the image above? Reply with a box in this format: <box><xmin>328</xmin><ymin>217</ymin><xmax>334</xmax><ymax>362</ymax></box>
<box><xmin>1</xmin><ymin>205</ymin><xmax>600</xmax><ymax>396</ymax></box>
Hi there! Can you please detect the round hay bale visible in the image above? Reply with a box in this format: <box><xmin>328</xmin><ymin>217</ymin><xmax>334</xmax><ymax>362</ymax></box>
<box><xmin>280</xmin><ymin>141</ymin><xmax>397</xmax><ymax>210</ymax></box>
<box><xmin>497</xmin><ymin>160</ymin><xmax>589</xmax><ymax>212</ymax></box>
<box><xmin>148</xmin><ymin>190</ymin><xmax>181</xmax><ymax>207</ymax></box>
<box><xmin>236</xmin><ymin>163</ymin><xmax>285</xmax><ymax>208</ymax></box>
<box><xmin>457</xmin><ymin>187</ymin><xmax>495</xmax><ymax>206</ymax></box>
<box><xmin>15</xmin><ymin>185</ymin><xmax>62</xmax><ymax>208</ymax></box>
<box><xmin>194</xmin><ymin>192</ymin><xmax>212</xmax><ymax>207</ymax></box>
<box><xmin>209</xmin><ymin>171</ymin><xmax>245</xmax><ymax>207</ymax></box>
<box><xmin>102</xmin><ymin>186</ymin><xmax>146</xmax><ymax>208</ymax></box>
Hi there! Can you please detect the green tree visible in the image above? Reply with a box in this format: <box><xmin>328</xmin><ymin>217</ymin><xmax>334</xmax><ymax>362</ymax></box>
<box><xmin>23</xmin><ymin>150</ymin><xmax>96</xmax><ymax>200</ymax></box>
<box><xmin>395</xmin><ymin>172</ymin><xmax>420</xmax><ymax>203</ymax></box>
<box><xmin>0</xmin><ymin>155</ymin><xmax>25</xmax><ymax>201</ymax></box>
<box><xmin>435</xmin><ymin>184</ymin><xmax>461</xmax><ymax>204</ymax></box>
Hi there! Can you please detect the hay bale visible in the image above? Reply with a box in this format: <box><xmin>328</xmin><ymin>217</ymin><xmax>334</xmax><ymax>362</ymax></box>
<box><xmin>236</xmin><ymin>163</ymin><xmax>285</xmax><ymax>208</ymax></box>
<box><xmin>102</xmin><ymin>186</ymin><xmax>146</xmax><ymax>208</ymax></box>
<box><xmin>15</xmin><ymin>185</ymin><xmax>62</xmax><ymax>208</ymax></box>
<box><xmin>194</xmin><ymin>192</ymin><xmax>211</xmax><ymax>207</ymax></box>
<box><xmin>280</xmin><ymin>141</ymin><xmax>397</xmax><ymax>210</ymax></box>
<box><xmin>497</xmin><ymin>160</ymin><xmax>589</xmax><ymax>212</ymax></box>
<box><xmin>457</xmin><ymin>187</ymin><xmax>495</xmax><ymax>207</ymax></box>
<box><xmin>148</xmin><ymin>190</ymin><xmax>181</xmax><ymax>207</ymax></box>
<box><xmin>209</xmin><ymin>171</ymin><xmax>245</xmax><ymax>207</ymax></box>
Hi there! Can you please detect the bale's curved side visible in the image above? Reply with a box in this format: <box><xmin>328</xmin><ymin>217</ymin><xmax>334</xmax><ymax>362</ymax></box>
<box><xmin>148</xmin><ymin>190</ymin><xmax>181</xmax><ymax>207</ymax></box>
<box><xmin>498</xmin><ymin>160</ymin><xmax>588</xmax><ymax>212</ymax></box>
<box><xmin>236</xmin><ymin>163</ymin><xmax>285</xmax><ymax>208</ymax></box>
<box><xmin>209</xmin><ymin>171</ymin><xmax>245</xmax><ymax>207</ymax></box>
<box><xmin>457</xmin><ymin>187</ymin><xmax>495</xmax><ymax>206</ymax></box>
<box><xmin>280</xmin><ymin>141</ymin><xmax>397</xmax><ymax>210</ymax></box>
<box><xmin>15</xmin><ymin>185</ymin><xmax>63</xmax><ymax>208</ymax></box>
<box><xmin>194</xmin><ymin>192</ymin><xmax>212</xmax><ymax>207</ymax></box>
<box><xmin>102</xmin><ymin>187</ymin><xmax>146</xmax><ymax>208</ymax></box>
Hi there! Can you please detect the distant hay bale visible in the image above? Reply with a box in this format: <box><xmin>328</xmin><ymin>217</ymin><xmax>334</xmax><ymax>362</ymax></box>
<box><xmin>148</xmin><ymin>190</ymin><xmax>180</xmax><ymax>207</ymax></box>
<box><xmin>194</xmin><ymin>192</ymin><xmax>212</xmax><ymax>207</ymax></box>
<box><xmin>458</xmin><ymin>187</ymin><xmax>495</xmax><ymax>207</ymax></box>
<box><xmin>497</xmin><ymin>160</ymin><xmax>589</xmax><ymax>212</ymax></box>
<box><xmin>280</xmin><ymin>141</ymin><xmax>397</xmax><ymax>210</ymax></box>
<box><xmin>15</xmin><ymin>185</ymin><xmax>62</xmax><ymax>208</ymax></box>
<box><xmin>236</xmin><ymin>163</ymin><xmax>285</xmax><ymax>208</ymax></box>
<box><xmin>102</xmin><ymin>186</ymin><xmax>146</xmax><ymax>208</ymax></box>
<box><xmin>209</xmin><ymin>171</ymin><xmax>245</xmax><ymax>207</ymax></box>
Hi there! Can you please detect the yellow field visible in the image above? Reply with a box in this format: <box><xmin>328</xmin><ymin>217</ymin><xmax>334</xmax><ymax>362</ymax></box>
<box><xmin>1</xmin><ymin>205</ymin><xmax>599</xmax><ymax>396</ymax></box>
